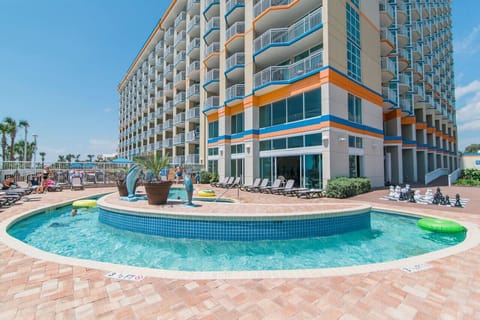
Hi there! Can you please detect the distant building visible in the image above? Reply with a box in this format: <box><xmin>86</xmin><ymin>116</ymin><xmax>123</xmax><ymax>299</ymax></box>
<box><xmin>118</xmin><ymin>0</ymin><xmax>458</xmax><ymax>188</ymax></box>
<box><xmin>461</xmin><ymin>152</ymin><xmax>480</xmax><ymax>170</ymax></box>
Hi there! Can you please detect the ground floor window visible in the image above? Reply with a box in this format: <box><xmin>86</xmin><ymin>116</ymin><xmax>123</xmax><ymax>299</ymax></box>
<box><xmin>230</xmin><ymin>158</ymin><xmax>244</xmax><ymax>179</ymax></box>
<box><xmin>208</xmin><ymin>160</ymin><xmax>217</xmax><ymax>174</ymax></box>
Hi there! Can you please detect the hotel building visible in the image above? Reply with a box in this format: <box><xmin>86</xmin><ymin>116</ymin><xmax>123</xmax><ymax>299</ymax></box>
<box><xmin>118</xmin><ymin>0</ymin><xmax>458</xmax><ymax>188</ymax></box>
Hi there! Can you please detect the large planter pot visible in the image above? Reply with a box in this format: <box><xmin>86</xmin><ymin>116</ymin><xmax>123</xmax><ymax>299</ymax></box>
<box><xmin>144</xmin><ymin>181</ymin><xmax>173</xmax><ymax>205</ymax></box>
<box><xmin>116</xmin><ymin>179</ymin><xmax>140</xmax><ymax>197</ymax></box>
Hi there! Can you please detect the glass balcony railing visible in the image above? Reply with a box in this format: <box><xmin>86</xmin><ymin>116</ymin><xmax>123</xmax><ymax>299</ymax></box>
<box><xmin>163</xmin><ymin>137</ymin><xmax>173</xmax><ymax>147</ymax></box>
<box><xmin>186</xmin><ymin>107</ymin><xmax>200</xmax><ymax>120</ymax></box>
<box><xmin>226</xmin><ymin>21</ymin><xmax>245</xmax><ymax>41</ymax></box>
<box><xmin>204</xmin><ymin>96</ymin><xmax>220</xmax><ymax>110</ymax></box>
<box><xmin>187</xmin><ymin>38</ymin><xmax>200</xmax><ymax>54</ymax></box>
<box><xmin>164</xmin><ymin>101</ymin><xmax>174</xmax><ymax>112</ymax></box>
<box><xmin>204</xmin><ymin>42</ymin><xmax>220</xmax><ymax>57</ymax></box>
<box><xmin>187</xmin><ymin>84</ymin><xmax>200</xmax><ymax>98</ymax></box>
<box><xmin>173</xmin><ymin>133</ymin><xmax>185</xmax><ymax>145</ymax></box>
<box><xmin>174</xmin><ymin>92</ymin><xmax>186</xmax><ymax>105</ymax></box>
<box><xmin>382</xmin><ymin>87</ymin><xmax>397</xmax><ymax>104</ymax></box>
<box><xmin>187</xmin><ymin>0</ymin><xmax>200</xmax><ymax>11</ymax></box>
<box><xmin>174</xmin><ymin>51</ymin><xmax>186</xmax><ymax>66</ymax></box>
<box><xmin>380</xmin><ymin>28</ymin><xmax>394</xmax><ymax>44</ymax></box>
<box><xmin>187</xmin><ymin>61</ymin><xmax>200</xmax><ymax>74</ymax></box>
<box><xmin>174</xmin><ymin>31</ymin><xmax>186</xmax><ymax>47</ymax></box>
<box><xmin>381</xmin><ymin>57</ymin><xmax>396</xmax><ymax>74</ymax></box>
<box><xmin>254</xmin><ymin>8</ymin><xmax>322</xmax><ymax>53</ymax></box>
<box><xmin>173</xmin><ymin>112</ymin><xmax>186</xmax><ymax>125</ymax></box>
<box><xmin>174</xmin><ymin>12</ymin><xmax>186</xmax><ymax>28</ymax></box>
<box><xmin>205</xmin><ymin>17</ymin><xmax>220</xmax><ymax>35</ymax></box>
<box><xmin>185</xmin><ymin>153</ymin><xmax>200</xmax><ymax>164</ymax></box>
<box><xmin>254</xmin><ymin>0</ymin><xmax>292</xmax><ymax>18</ymax></box>
<box><xmin>226</xmin><ymin>0</ymin><xmax>245</xmax><ymax>15</ymax></box>
<box><xmin>205</xmin><ymin>69</ymin><xmax>220</xmax><ymax>83</ymax></box>
<box><xmin>173</xmin><ymin>155</ymin><xmax>185</xmax><ymax>165</ymax></box>
<box><xmin>164</xmin><ymin>120</ymin><xmax>173</xmax><ymax>130</ymax></box>
<box><xmin>226</xmin><ymin>52</ymin><xmax>245</xmax><ymax>71</ymax></box>
<box><xmin>226</xmin><ymin>84</ymin><xmax>245</xmax><ymax>101</ymax></box>
<box><xmin>174</xmin><ymin>71</ymin><xmax>186</xmax><ymax>85</ymax></box>
<box><xmin>254</xmin><ymin>50</ymin><xmax>323</xmax><ymax>88</ymax></box>
<box><xmin>187</xmin><ymin>15</ymin><xmax>200</xmax><ymax>33</ymax></box>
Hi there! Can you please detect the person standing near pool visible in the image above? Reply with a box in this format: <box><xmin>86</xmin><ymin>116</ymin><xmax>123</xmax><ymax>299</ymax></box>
<box><xmin>41</xmin><ymin>166</ymin><xmax>51</xmax><ymax>193</ymax></box>
<box><xmin>175</xmin><ymin>165</ymin><xmax>183</xmax><ymax>184</ymax></box>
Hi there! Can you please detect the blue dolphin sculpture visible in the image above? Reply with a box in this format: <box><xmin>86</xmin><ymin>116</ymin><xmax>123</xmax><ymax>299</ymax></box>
<box><xmin>126</xmin><ymin>164</ymin><xmax>142</xmax><ymax>198</ymax></box>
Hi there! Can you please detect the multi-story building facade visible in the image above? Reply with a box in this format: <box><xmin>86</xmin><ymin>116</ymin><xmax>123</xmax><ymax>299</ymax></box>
<box><xmin>118</xmin><ymin>0</ymin><xmax>458</xmax><ymax>189</ymax></box>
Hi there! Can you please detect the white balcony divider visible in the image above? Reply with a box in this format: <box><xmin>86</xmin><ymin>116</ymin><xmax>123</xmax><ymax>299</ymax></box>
<box><xmin>254</xmin><ymin>50</ymin><xmax>323</xmax><ymax>88</ymax></box>
<box><xmin>254</xmin><ymin>7</ymin><xmax>322</xmax><ymax>52</ymax></box>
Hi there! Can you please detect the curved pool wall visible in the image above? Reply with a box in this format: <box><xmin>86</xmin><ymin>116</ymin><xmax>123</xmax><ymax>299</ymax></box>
<box><xmin>98</xmin><ymin>207</ymin><xmax>371</xmax><ymax>241</ymax></box>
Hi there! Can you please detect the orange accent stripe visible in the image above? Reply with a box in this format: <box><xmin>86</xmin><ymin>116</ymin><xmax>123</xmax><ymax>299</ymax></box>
<box><xmin>384</xmin><ymin>140</ymin><xmax>402</xmax><ymax>145</ymax></box>
<box><xmin>401</xmin><ymin>117</ymin><xmax>416</xmax><ymax>125</ymax></box>
<box><xmin>427</xmin><ymin>128</ymin><xmax>435</xmax><ymax>134</ymax></box>
<box><xmin>253</xmin><ymin>0</ymin><xmax>301</xmax><ymax>26</ymax></box>
<box><xmin>416</xmin><ymin>122</ymin><xmax>427</xmax><ymax>130</ymax></box>
<box><xmin>384</xmin><ymin>109</ymin><xmax>401</xmax><ymax>121</ymax></box>
<box><xmin>225</xmin><ymin>33</ymin><xmax>245</xmax><ymax>48</ymax></box>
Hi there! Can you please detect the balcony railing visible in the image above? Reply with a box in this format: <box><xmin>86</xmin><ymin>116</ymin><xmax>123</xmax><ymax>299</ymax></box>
<box><xmin>187</xmin><ymin>0</ymin><xmax>200</xmax><ymax>11</ymax></box>
<box><xmin>164</xmin><ymin>119</ymin><xmax>173</xmax><ymax>130</ymax></box>
<box><xmin>382</xmin><ymin>87</ymin><xmax>397</xmax><ymax>104</ymax></box>
<box><xmin>226</xmin><ymin>52</ymin><xmax>245</xmax><ymax>71</ymax></box>
<box><xmin>381</xmin><ymin>57</ymin><xmax>396</xmax><ymax>73</ymax></box>
<box><xmin>226</xmin><ymin>84</ymin><xmax>245</xmax><ymax>101</ymax></box>
<box><xmin>187</xmin><ymin>38</ymin><xmax>200</xmax><ymax>54</ymax></box>
<box><xmin>205</xmin><ymin>69</ymin><xmax>220</xmax><ymax>83</ymax></box>
<box><xmin>187</xmin><ymin>61</ymin><xmax>200</xmax><ymax>74</ymax></box>
<box><xmin>173</xmin><ymin>155</ymin><xmax>185</xmax><ymax>165</ymax></box>
<box><xmin>163</xmin><ymin>138</ymin><xmax>173</xmax><ymax>148</ymax></box>
<box><xmin>380</xmin><ymin>28</ymin><xmax>394</xmax><ymax>44</ymax></box>
<box><xmin>174</xmin><ymin>92</ymin><xmax>186</xmax><ymax>105</ymax></box>
<box><xmin>226</xmin><ymin>0</ymin><xmax>245</xmax><ymax>14</ymax></box>
<box><xmin>205</xmin><ymin>17</ymin><xmax>220</xmax><ymax>34</ymax></box>
<box><xmin>173</xmin><ymin>112</ymin><xmax>186</xmax><ymax>125</ymax></box>
<box><xmin>226</xmin><ymin>21</ymin><xmax>245</xmax><ymax>41</ymax></box>
<box><xmin>254</xmin><ymin>0</ymin><xmax>292</xmax><ymax>18</ymax></box>
<box><xmin>187</xmin><ymin>84</ymin><xmax>200</xmax><ymax>98</ymax></box>
<box><xmin>204</xmin><ymin>96</ymin><xmax>220</xmax><ymax>109</ymax></box>
<box><xmin>173</xmin><ymin>133</ymin><xmax>185</xmax><ymax>145</ymax></box>
<box><xmin>174</xmin><ymin>12</ymin><xmax>186</xmax><ymax>28</ymax></box>
<box><xmin>185</xmin><ymin>153</ymin><xmax>200</xmax><ymax>164</ymax></box>
<box><xmin>186</xmin><ymin>107</ymin><xmax>200</xmax><ymax>120</ymax></box>
<box><xmin>187</xmin><ymin>15</ymin><xmax>200</xmax><ymax>33</ymax></box>
<box><xmin>174</xmin><ymin>51</ymin><xmax>186</xmax><ymax>66</ymax></box>
<box><xmin>204</xmin><ymin>42</ymin><xmax>220</xmax><ymax>57</ymax></box>
<box><xmin>164</xmin><ymin>101</ymin><xmax>174</xmax><ymax>112</ymax></box>
<box><xmin>254</xmin><ymin>7</ymin><xmax>322</xmax><ymax>53</ymax></box>
<box><xmin>174</xmin><ymin>31</ymin><xmax>186</xmax><ymax>47</ymax></box>
<box><xmin>174</xmin><ymin>71</ymin><xmax>186</xmax><ymax>85</ymax></box>
<box><xmin>254</xmin><ymin>50</ymin><xmax>323</xmax><ymax>88</ymax></box>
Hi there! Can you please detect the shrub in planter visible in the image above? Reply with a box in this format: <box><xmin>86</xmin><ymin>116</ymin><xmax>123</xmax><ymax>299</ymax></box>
<box><xmin>135</xmin><ymin>155</ymin><xmax>172</xmax><ymax>205</ymax></box>
<box><xmin>325</xmin><ymin>177</ymin><xmax>371</xmax><ymax>198</ymax></box>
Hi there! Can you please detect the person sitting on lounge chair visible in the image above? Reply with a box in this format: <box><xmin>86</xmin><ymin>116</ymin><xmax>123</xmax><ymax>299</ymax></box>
<box><xmin>2</xmin><ymin>176</ymin><xmax>16</xmax><ymax>190</ymax></box>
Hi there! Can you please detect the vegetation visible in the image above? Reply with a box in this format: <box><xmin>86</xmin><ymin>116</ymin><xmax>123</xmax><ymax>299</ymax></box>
<box><xmin>198</xmin><ymin>171</ymin><xmax>218</xmax><ymax>184</ymax></box>
<box><xmin>0</xmin><ymin>117</ymin><xmax>35</xmax><ymax>162</ymax></box>
<box><xmin>455</xmin><ymin>169</ymin><xmax>480</xmax><ymax>186</ymax></box>
<box><xmin>464</xmin><ymin>144</ymin><xmax>480</xmax><ymax>153</ymax></box>
<box><xmin>134</xmin><ymin>154</ymin><xmax>171</xmax><ymax>182</ymax></box>
<box><xmin>325</xmin><ymin>177</ymin><xmax>371</xmax><ymax>199</ymax></box>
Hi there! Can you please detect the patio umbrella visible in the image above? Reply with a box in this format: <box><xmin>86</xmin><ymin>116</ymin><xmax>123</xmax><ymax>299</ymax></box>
<box><xmin>110</xmin><ymin>158</ymin><xmax>133</xmax><ymax>164</ymax></box>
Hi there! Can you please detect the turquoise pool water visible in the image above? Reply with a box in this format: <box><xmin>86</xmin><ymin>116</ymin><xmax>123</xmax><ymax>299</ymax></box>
<box><xmin>8</xmin><ymin>205</ymin><xmax>465</xmax><ymax>271</ymax></box>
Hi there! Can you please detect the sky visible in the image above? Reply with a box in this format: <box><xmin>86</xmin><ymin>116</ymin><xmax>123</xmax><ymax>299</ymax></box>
<box><xmin>0</xmin><ymin>1</ymin><xmax>478</xmax><ymax>163</ymax></box>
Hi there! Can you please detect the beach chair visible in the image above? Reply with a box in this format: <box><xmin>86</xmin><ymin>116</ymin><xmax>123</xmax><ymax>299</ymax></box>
<box><xmin>217</xmin><ymin>176</ymin><xmax>234</xmax><ymax>188</ymax></box>
<box><xmin>260</xmin><ymin>179</ymin><xmax>282</xmax><ymax>193</ymax></box>
<box><xmin>70</xmin><ymin>176</ymin><xmax>84</xmax><ymax>190</ymax></box>
<box><xmin>240</xmin><ymin>178</ymin><xmax>261</xmax><ymax>191</ymax></box>
<box><xmin>211</xmin><ymin>176</ymin><xmax>229</xmax><ymax>188</ymax></box>
<box><xmin>270</xmin><ymin>179</ymin><xmax>296</xmax><ymax>194</ymax></box>
<box><xmin>295</xmin><ymin>189</ymin><xmax>324</xmax><ymax>199</ymax></box>
<box><xmin>250</xmin><ymin>178</ymin><xmax>269</xmax><ymax>192</ymax></box>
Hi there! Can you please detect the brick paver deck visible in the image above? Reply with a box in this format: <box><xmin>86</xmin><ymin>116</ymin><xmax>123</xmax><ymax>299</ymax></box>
<box><xmin>1</xmin><ymin>185</ymin><xmax>479</xmax><ymax>319</ymax></box>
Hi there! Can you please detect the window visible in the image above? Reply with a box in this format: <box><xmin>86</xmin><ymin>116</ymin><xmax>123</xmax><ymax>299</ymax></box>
<box><xmin>260</xmin><ymin>140</ymin><xmax>271</xmax><ymax>151</ymax></box>
<box><xmin>346</xmin><ymin>4</ymin><xmax>361</xmax><ymax>81</ymax></box>
<box><xmin>231</xmin><ymin>112</ymin><xmax>244</xmax><ymax>134</ymax></box>
<box><xmin>304</xmin><ymin>89</ymin><xmax>321</xmax><ymax>118</ymax></box>
<box><xmin>208</xmin><ymin>120</ymin><xmax>218</xmax><ymax>138</ymax></box>
<box><xmin>231</xmin><ymin>144</ymin><xmax>244</xmax><ymax>154</ymax></box>
<box><xmin>272</xmin><ymin>138</ymin><xmax>286</xmax><ymax>150</ymax></box>
<box><xmin>348</xmin><ymin>135</ymin><xmax>363</xmax><ymax>148</ymax></box>
<box><xmin>259</xmin><ymin>104</ymin><xmax>271</xmax><ymax>128</ymax></box>
<box><xmin>349</xmin><ymin>155</ymin><xmax>363</xmax><ymax>178</ymax></box>
<box><xmin>305</xmin><ymin>133</ymin><xmax>322</xmax><ymax>146</ymax></box>
<box><xmin>272</xmin><ymin>100</ymin><xmax>286</xmax><ymax>125</ymax></box>
<box><xmin>288</xmin><ymin>136</ymin><xmax>303</xmax><ymax>148</ymax></box>
<box><xmin>287</xmin><ymin>94</ymin><xmax>303</xmax><ymax>122</ymax></box>
<box><xmin>348</xmin><ymin>93</ymin><xmax>362</xmax><ymax>124</ymax></box>
<box><xmin>208</xmin><ymin>147</ymin><xmax>218</xmax><ymax>155</ymax></box>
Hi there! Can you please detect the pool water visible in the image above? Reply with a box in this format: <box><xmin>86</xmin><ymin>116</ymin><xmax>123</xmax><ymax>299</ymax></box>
<box><xmin>8</xmin><ymin>206</ymin><xmax>465</xmax><ymax>271</ymax></box>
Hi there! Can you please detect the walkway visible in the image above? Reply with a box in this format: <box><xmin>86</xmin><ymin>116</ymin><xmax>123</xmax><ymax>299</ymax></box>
<box><xmin>0</xmin><ymin>185</ymin><xmax>479</xmax><ymax>319</ymax></box>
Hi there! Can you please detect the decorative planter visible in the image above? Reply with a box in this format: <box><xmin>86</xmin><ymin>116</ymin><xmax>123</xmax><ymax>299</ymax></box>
<box><xmin>144</xmin><ymin>181</ymin><xmax>173</xmax><ymax>205</ymax></box>
<box><xmin>116</xmin><ymin>179</ymin><xmax>140</xmax><ymax>197</ymax></box>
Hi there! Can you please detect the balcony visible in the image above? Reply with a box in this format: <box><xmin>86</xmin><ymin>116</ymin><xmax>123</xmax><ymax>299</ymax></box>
<box><xmin>380</xmin><ymin>28</ymin><xmax>394</xmax><ymax>56</ymax></box>
<box><xmin>225</xmin><ymin>52</ymin><xmax>245</xmax><ymax>81</ymax></box>
<box><xmin>174</xmin><ymin>31</ymin><xmax>186</xmax><ymax>50</ymax></box>
<box><xmin>163</xmin><ymin>137</ymin><xmax>173</xmax><ymax>148</ymax></box>
<box><xmin>165</xmin><ymin>46</ymin><xmax>174</xmax><ymax>63</ymax></box>
<box><xmin>187</xmin><ymin>84</ymin><xmax>200</xmax><ymax>101</ymax></box>
<box><xmin>174</xmin><ymin>71</ymin><xmax>186</xmax><ymax>89</ymax></box>
<box><xmin>396</xmin><ymin>26</ymin><xmax>409</xmax><ymax>48</ymax></box>
<box><xmin>398</xmin><ymin>72</ymin><xmax>412</xmax><ymax>95</ymax></box>
<box><xmin>164</xmin><ymin>119</ymin><xmax>173</xmax><ymax>130</ymax></box>
<box><xmin>254</xmin><ymin>0</ymin><xmax>319</xmax><ymax>34</ymax></box>
<box><xmin>186</xmin><ymin>107</ymin><xmax>200</xmax><ymax>121</ymax></box>
<box><xmin>187</xmin><ymin>0</ymin><xmax>200</xmax><ymax>14</ymax></box>
<box><xmin>225</xmin><ymin>0</ymin><xmax>245</xmax><ymax>25</ymax></box>
<box><xmin>396</xmin><ymin>4</ymin><xmax>407</xmax><ymax>25</ymax></box>
<box><xmin>173</xmin><ymin>133</ymin><xmax>185</xmax><ymax>146</ymax></box>
<box><xmin>203</xmin><ymin>42</ymin><xmax>220</xmax><ymax>69</ymax></box>
<box><xmin>164</xmin><ymin>82</ymin><xmax>174</xmax><ymax>97</ymax></box>
<box><xmin>253</xmin><ymin>7</ymin><xmax>323</xmax><ymax>67</ymax></box>
<box><xmin>187</xmin><ymin>61</ymin><xmax>200</xmax><ymax>81</ymax></box>
<box><xmin>185</xmin><ymin>153</ymin><xmax>200</xmax><ymax>164</ymax></box>
<box><xmin>164</xmin><ymin>101</ymin><xmax>174</xmax><ymax>114</ymax></box>
<box><xmin>225</xmin><ymin>84</ymin><xmax>245</xmax><ymax>106</ymax></box>
<box><xmin>203</xmin><ymin>0</ymin><xmax>220</xmax><ymax>20</ymax></box>
<box><xmin>173</xmin><ymin>112</ymin><xmax>186</xmax><ymax>126</ymax></box>
<box><xmin>381</xmin><ymin>57</ymin><xmax>395</xmax><ymax>83</ymax></box>
<box><xmin>174</xmin><ymin>92</ymin><xmax>186</xmax><ymax>107</ymax></box>
<box><xmin>204</xmin><ymin>17</ymin><xmax>220</xmax><ymax>45</ymax></box>
<box><xmin>225</xmin><ymin>21</ymin><xmax>245</xmax><ymax>52</ymax></box>
<box><xmin>382</xmin><ymin>87</ymin><xmax>397</xmax><ymax>110</ymax></box>
<box><xmin>187</xmin><ymin>15</ymin><xmax>200</xmax><ymax>36</ymax></box>
<box><xmin>204</xmin><ymin>96</ymin><xmax>220</xmax><ymax>112</ymax></box>
<box><xmin>173</xmin><ymin>155</ymin><xmax>185</xmax><ymax>166</ymax></box>
<box><xmin>165</xmin><ymin>27</ymin><xmax>174</xmax><ymax>45</ymax></box>
<box><xmin>174</xmin><ymin>12</ymin><xmax>186</xmax><ymax>29</ymax></box>
<box><xmin>187</xmin><ymin>38</ymin><xmax>200</xmax><ymax>58</ymax></box>
<box><xmin>397</xmin><ymin>48</ymin><xmax>410</xmax><ymax>72</ymax></box>
<box><xmin>156</xmin><ymin>57</ymin><xmax>164</xmax><ymax>70</ymax></box>
<box><xmin>156</xmin><ymin>141</ymin><xmax>163</xmax><ymax>149</ymax></box>
<box><xmin>174</xmin><ymin>51</ymin><xmax>186</xmax><ymax>69</ymax></box>
<box><xmin>203</xmin><ymin>68</ymin><xmax>220</xmax><ymax>92</ymax></box>
<box><xmin>379</xmin><ymin>0</ymin><xmax>394</xmax><ymax>27</ymax></box>
<box><xmin>155</xmin><ymin>41</ymin><xmax>164</xmax><ymax>56</ymax></box>
<box><xmin>254</xmin><ymin>50</ymin><xmax>323</xmax><ymax>94</ymax></box>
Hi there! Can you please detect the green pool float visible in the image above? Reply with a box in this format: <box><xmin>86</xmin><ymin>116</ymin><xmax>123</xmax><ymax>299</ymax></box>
<box><xmin>417</xmin><ymin>218</ymin><xmax>466</xmax><ymax>233</ymax></box>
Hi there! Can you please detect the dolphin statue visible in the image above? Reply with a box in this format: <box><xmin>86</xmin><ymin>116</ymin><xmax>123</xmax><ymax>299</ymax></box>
<box><xmin>126</xmin><ymin>164</ymin><xmax>142</xmax><ymax>198</ymax></box>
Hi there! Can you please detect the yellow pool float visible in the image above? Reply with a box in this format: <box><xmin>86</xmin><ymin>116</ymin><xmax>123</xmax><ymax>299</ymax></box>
<box><xmin>198</xmin><ymin>190</ymin><xmax>216</xmax><ymax>197</ymax></box>
<box><xmin>72</xmin><ymin>199</ymin><xmax>97</xmax><ymax>208</ymax></box>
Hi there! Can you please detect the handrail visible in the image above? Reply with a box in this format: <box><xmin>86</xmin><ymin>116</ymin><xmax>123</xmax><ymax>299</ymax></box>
<box><xmin>448</xmin><ymin>168</ymin><xmax>461</xmax><ymax>186</ymax></box>
<box><xmin>425</xmin><ymin>168</ymin><xmax>448</xmax><ymax>185</ymax></box>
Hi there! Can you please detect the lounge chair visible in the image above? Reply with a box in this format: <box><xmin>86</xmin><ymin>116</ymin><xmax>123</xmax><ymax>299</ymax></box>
<box><xmin>270</xmin><ymin>179</ymin><xmax>296</xmax><ymax>194</ymax></box>
<box><xmin>226</xmin><ymin>177</ymin><xmax>241</xmax><ymax>188</ymax></box>
<box><xmin>211</xmin><ymin>176</ymin><xmax>230</xmax><ymax>188</ymax></box>
<box><xmin>260</xmin><ymin>179</ymin><xmax>282</xmax><ymax>193</ymax></box>
<box><xmin>295</xmin><ymin>189</ymin><xmax>324</xmax><ymax>199</ymax></box>
<box><xmin>70</xmin><ymin>176</ymin><xmax>84</xmax><ymax>190</ymax></box>
<box><xmin>240</xmin><ymin>178</ymin><xmax>261</xmax><ymax>191</ymax></box>
<box><xmin>251</xmin><ymin>178</ymin><xmax>269</xmax><ymax>192</ymax></box>
<box><xmin>217</xmin><ymin>176</ymin><xmax>234</xmax><ymax>188</ymax></box>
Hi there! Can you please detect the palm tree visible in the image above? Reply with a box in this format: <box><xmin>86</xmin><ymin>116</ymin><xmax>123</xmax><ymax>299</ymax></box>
<box><xmin>57</xmin><ymin>155</ymin><xmax>66</xmax><ymax>162</ymax></box>
<box><xmin>3</xmin><ymin>117</ymin><xmax>17</xmax><ymax>161</ymax></box>
<box><xmin>75</xmin><ymin>154</ymin><xmax>81</xmax><ymax>162</ymax></box>
<box><xmin>18</xmin><ymin>120</ymin><xmax>29</xmax><ymax>162</ymax></box>
<box><xmin>39</xmin><ymin>152</ymin><xmax>46</xmax><ymax>167</ymax></box>
<box><xmin>65</xmin><ymin>154</ymin><xmax>75</xmax><ymax>163</ymax></box>
<box><xmin>0</xmin><ymin>123</ymin><xmax>8</xmax><ymax>161</ymax></box>
<box><xmin>87</xmin><ymin>154</ymin><xmax>95</xmax><ymax>162</ymax></box>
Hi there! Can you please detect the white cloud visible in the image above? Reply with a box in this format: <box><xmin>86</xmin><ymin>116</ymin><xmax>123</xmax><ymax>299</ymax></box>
<box><xmin>455</xmin><ymin>25</ymin><xmax>480</xmax><ymax>54</ymax></box>
<box><xmin>455</xmin><ymin>79</ymin><xmax>480</xmax><ymax>100</ymax></box>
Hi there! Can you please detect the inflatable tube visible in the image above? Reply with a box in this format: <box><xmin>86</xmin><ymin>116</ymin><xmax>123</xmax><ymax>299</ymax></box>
<box><xmin>417</xmin><ymin>218</ymin><xmax>465</xmax><ymax>233</ymax></box>
<box><xmin>198</xmin><ymin>190</ymin><xmax>216</xmax><ymax>197</ymax></box>
<box><xmin>72</xmin><ymin>199</ymin><xmax>97</xmax><ymax>208</ymax></box>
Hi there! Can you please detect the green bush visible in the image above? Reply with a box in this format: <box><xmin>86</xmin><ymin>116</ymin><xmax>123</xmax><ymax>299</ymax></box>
<box><xmin>325</xmin><ymin>177</ymin><xmax>371</xmax><ymax>198</ymax></box>
<box><xmin>198</xmin><ymin>171</ymin><xmax>211</xmax><ymax>184</ymax></box>
<box><xmin>210</xmin><ymin>172</ymin><xmax>219</xmax><ymax>184</ymax></box>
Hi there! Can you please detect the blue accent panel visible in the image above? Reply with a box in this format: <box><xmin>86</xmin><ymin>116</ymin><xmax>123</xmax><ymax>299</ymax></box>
<box><xmin>202</xmin><ymin>79</ymin><xmax>219</xmax><ymax>90</ymax></box>
<box><xmin>403</xmin><ymin>140</ymin><xmax>416</xmax><ymax>145</ymax></box>
<box><xmin>417</xmin><ymin>143</ymin><xmax>428</xmax><ymax>148</ymax></box>
<box><xmin>254</xmin><ymin>24</ymin><xmax>323</xmax><ymax>57</ymax></box>
<box><xmin>208</xmin><ymin>136</ymin><xmax>221</xmax><ymax>144</ymax></box>
<box><xmin>384</xmin><ymin>136</ymin><xmax>402</xmax><ymax>141</ymax></box>
<box><xmin>475</xmin><ymin>160</ymin><xmax>480</xmax><ymax>165</ymax></box>
<box><xmin>99</xmin><ymin>208</ymin><xmax>371</xmax><ymax>241</ymax></box>
<box><xmin>202</xmin><ymin>0</ymin><xmax>219</xmax><ymax>18</ymax></box>
<box><xmin>203</xmin><ymin>27</ymin><xmax>220</xmax><ymax>43</ymax></box>
<box><xmin>225</xmin><ymin>4</ymin><xmax>245</xmax><ymax>22</ymax></box>
<box><xmin>224</xmin><ymin>64</ymin><xmax>245</xmax><ymax>76</ymax></box>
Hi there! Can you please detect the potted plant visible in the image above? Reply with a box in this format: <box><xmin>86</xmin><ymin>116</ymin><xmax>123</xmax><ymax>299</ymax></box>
<box><xmin>134</xmin><ymin>154</ymin><xmax>172</xmax><ymax>205</ymax></box>
<box><xmin>116</xmin><ymin>166</ymin><xmax>141</xmax><ymax>197</ymax></box>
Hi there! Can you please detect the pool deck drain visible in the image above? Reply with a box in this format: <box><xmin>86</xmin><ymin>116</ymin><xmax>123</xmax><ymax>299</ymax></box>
<box><xmin>1</xmin><ymin>185</ymin><xmax>480</xmax><ymax>318</ymax></box>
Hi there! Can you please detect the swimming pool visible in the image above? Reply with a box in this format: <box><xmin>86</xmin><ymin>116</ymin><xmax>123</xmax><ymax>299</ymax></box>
<box><xmin>7</xmin><ymin>201</ymin><xmax>466</xmax><ymax>272</ymax></box>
